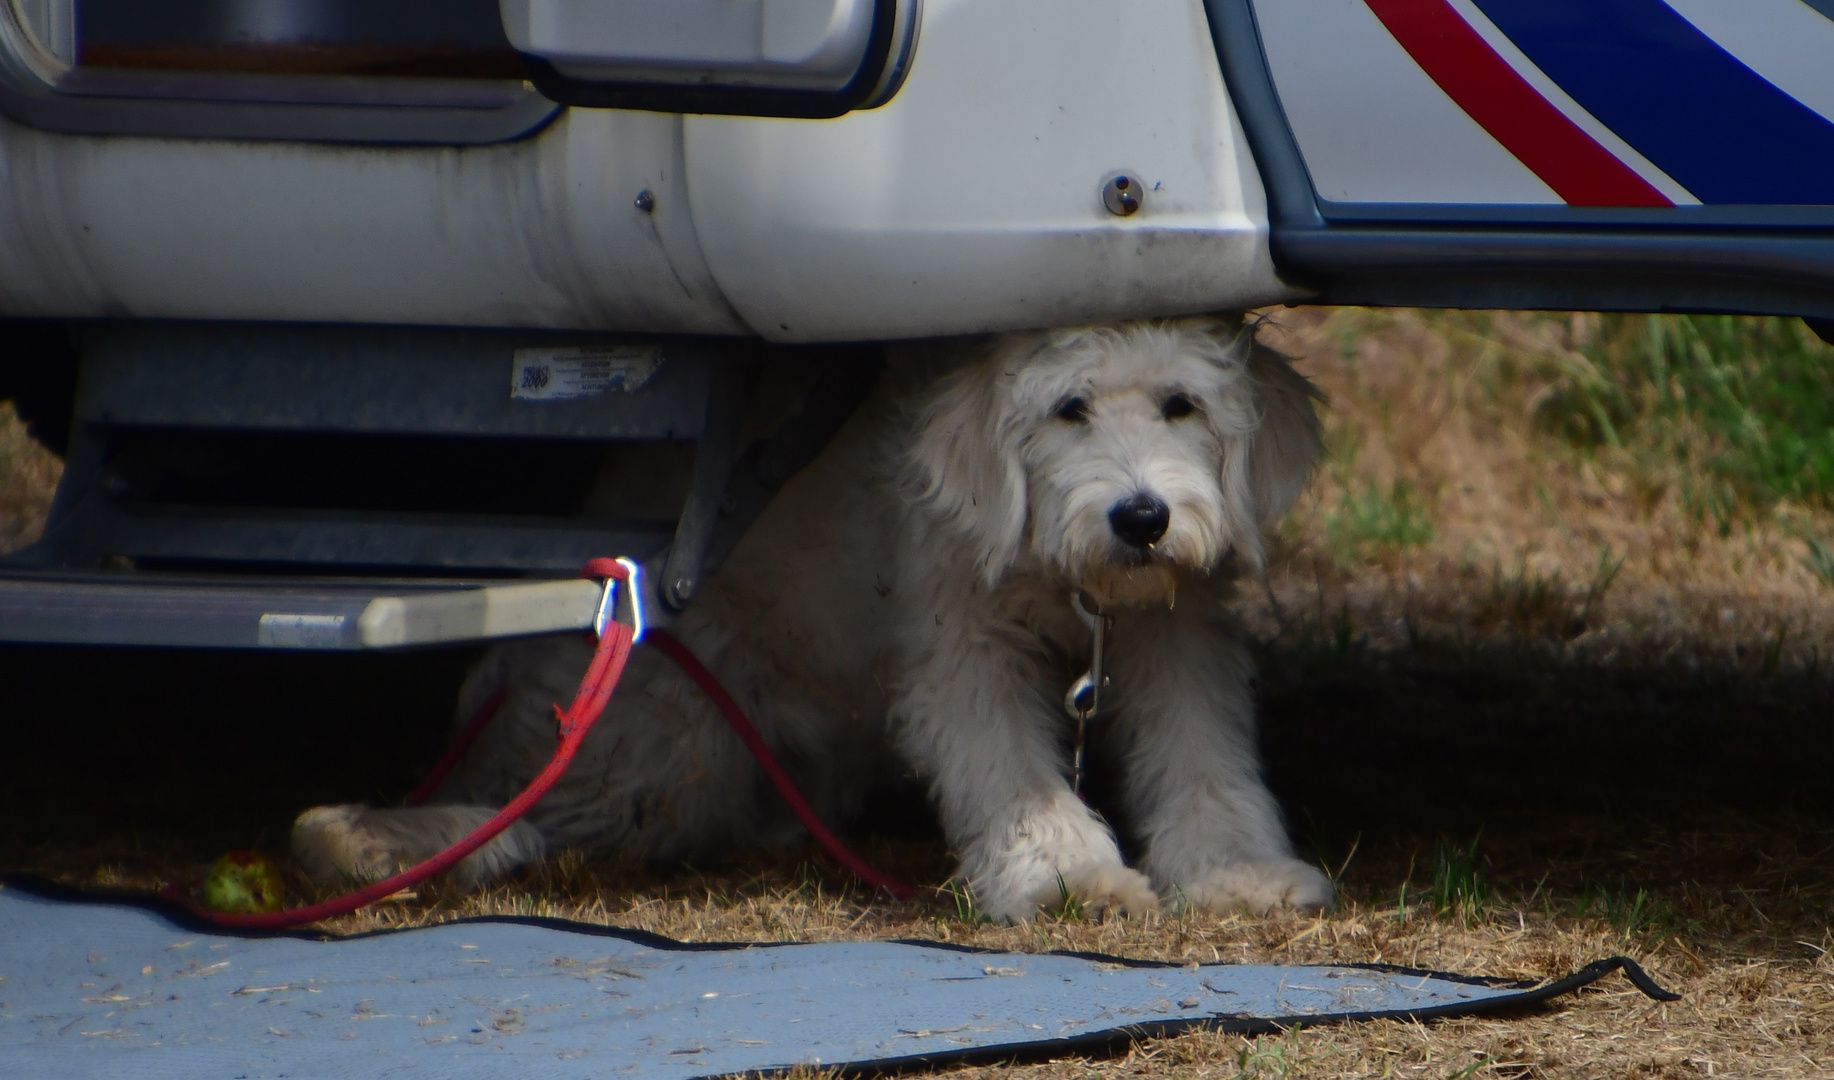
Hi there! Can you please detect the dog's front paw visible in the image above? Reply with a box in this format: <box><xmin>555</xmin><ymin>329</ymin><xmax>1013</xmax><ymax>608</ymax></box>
<box><xmin>960</xmin><ymin>792</ymin><xmax>1161</xmax><ymax>922</ymax></box>
<box><xmin>972</xmin><ymin>862</ymin><xmax>1161</xmax><ymax>923</ymax></box>
<box><xmin>291</xmin><ymin>805</ymin><xmax>403</xmax><ymax>885</ymax></box>
<box><xmin>1054</xmin><ymin>864</ymin><xmax>1162</xmax><ymax>921</ymax></box>
<box><xmin>289</xmin><ymin>804</ymin><xmax>544</xmax><ymax>889</ymax></box>
<box><xmin>1176</xmin><ymin>859</ymin><xmax>1334</xmax><ymax>915</ymax></box>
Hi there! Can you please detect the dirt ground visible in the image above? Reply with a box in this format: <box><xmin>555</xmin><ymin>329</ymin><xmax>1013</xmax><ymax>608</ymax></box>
<box><xmin>2</xmin><ymin>311</ymin><xmax>1831</xmax><ymax>1078</ymax></box>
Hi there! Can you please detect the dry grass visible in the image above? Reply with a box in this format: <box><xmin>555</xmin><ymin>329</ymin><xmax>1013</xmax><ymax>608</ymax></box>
<box><xmin>1253</xmin><ymin>307</ymin><xmax>1834</xmax><ymax>666</ymax></box>
<box><xmin>0</xmin><ymin>400</ymin><xmax>60</xmax><ymax>554</ymax></box>
<box><xmin>4</xmin><ymin>310</ymin><xmax>1833</xmax><ymax>1077</ymax></box>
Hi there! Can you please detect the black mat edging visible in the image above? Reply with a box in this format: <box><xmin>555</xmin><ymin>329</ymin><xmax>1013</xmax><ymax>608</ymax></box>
<box><xmin>790</xmin><ymin>955</ymin><xmax>1678</xmax><ymax>1080</ymax></box>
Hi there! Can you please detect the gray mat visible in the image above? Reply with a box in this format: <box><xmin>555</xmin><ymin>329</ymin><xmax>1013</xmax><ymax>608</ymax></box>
<box><xmin>0</xmin><ymin>878</ymin><xmax>1674</xmax><ymax>1079</ymax></box>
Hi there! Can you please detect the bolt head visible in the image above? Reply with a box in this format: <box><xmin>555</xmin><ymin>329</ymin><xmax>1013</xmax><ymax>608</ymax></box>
<box><xmin>1101</xmin><ymin>174</ymin><xmax>1143</xmax><ymax>216</ymax></box>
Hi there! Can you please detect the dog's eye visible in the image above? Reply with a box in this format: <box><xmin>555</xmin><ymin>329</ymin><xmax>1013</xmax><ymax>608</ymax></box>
<box><xmin>1054</xmin><ymin>396</ymin><xmax>1091</xmax><ymax>423</ymax></box>
<box><xmin>1161</xmin><ymin>393</ymin><xmax>1198</xmax><ymax>420</ymax></box>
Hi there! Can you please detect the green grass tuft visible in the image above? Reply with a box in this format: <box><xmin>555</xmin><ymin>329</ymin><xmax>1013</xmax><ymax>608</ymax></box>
<box><xmin>1535</xmin><ymin>314</ymin><xmax>1834</xmax><ymax>518</ymax></box>
<box><xmin>1572</xmin><ymin>882</ymin><xmax>1676</xmax><ymax>939</ymax></box>
<box><xmin>939</xmin><ymin>880</ymin><xmax>988</xmax><ymax>925</ymax></box>
<box><xmin>1474</xmin><ymin>547</ymin><xmax>1620</xmax><ymax>639</ymax></box>
<box><xmin>1428</xmin><ymin>833</ymin><xmax>1489</xmax><ymax>925</ymax></box>
<box><xmin>1325</xmin><ymin>478</ymin><xmax>1436</xmax><ymax>560</ymax></box>
<box><xmin>1045</xmin><ymin>872</ymin><xmax>1086</xmax><ymax>922</ymax></box>
<box><xmin>1803</xmin><ymin>535</ymin><xmax>1834</xmax><ymax>589</ymax></box>
<box><xmin>1231</xmin><ymin>1030</ymin><xmax>1316</xmax><ymax>1080</ymax></box>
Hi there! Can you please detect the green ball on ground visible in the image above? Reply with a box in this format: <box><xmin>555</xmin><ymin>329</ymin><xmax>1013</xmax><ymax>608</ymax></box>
<box><xmin>200</xmin><ymin>850</ymin><xmax>285</xmax><ymax>913</ymax></box>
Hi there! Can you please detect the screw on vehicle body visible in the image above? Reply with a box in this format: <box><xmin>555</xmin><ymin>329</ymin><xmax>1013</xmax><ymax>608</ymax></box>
<box><xmin>1101</xmin><ymin>174</ymin><xmax>1142</xmax><ymax>216</ymax></box>
<box><xmin>633</xmin><ymin>190</ymin><xmax>656</xmax><ymax>213</ymax></box>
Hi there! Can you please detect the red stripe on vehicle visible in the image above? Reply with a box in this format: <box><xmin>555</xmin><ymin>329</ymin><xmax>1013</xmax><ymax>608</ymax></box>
<box><xmin>1362</xmin><ymin>0</ymin><xmax>1673</xmax><ymax>207</ymax></box>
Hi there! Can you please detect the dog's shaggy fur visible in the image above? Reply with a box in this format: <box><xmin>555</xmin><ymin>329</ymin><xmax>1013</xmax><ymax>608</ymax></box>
<box><xmin>293</xmin><ymin>319</ymin><xmax>1335</xmax><ymax>922</ymax></box>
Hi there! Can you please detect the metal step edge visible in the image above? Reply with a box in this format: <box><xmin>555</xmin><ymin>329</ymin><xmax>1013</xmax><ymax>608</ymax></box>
<box><xmin>0</xmin><ymin>572</ymin><xmax>605</xmax><ymax>651</ymax></box>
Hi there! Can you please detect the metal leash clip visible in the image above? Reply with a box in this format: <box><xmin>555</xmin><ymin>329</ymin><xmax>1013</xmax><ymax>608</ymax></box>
<box><xmin>1064</xmin><ymin>591</ymin><xmax>1111</xmax><ymax>795</ymax></box>
<box><xmin>593</xmin><ymin>557</ymin><xmax>646</xmax><ymax>643</ymax></box>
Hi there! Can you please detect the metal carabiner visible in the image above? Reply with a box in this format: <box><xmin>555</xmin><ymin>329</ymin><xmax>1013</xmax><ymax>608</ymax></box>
<box><xmin>1064</xmin><ymin>591</ymin><xmax>1111</xmax><ymax>795</ymax></box>
<box><xmin>1063</xmin><ymin>591</ymin><xmax>1108</xmax><ymax>720</ymax></box>
<box><xmin>592</xmin><ymin>557</ymin><xmax>646</xmax><ymax>643</ymax></box>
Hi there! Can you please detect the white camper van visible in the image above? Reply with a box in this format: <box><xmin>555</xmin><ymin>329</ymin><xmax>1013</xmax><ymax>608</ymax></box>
<box><xmin>3</xmin><ymin>0</ymin><xmax>1833</xmax><ymax>648</ymax></box>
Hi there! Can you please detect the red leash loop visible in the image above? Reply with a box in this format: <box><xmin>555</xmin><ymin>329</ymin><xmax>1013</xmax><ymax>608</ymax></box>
<box><xmin>645</xmin><ymin>629</ymin><xmax>916</xmax><ymax>900</ymax></box>
<box><xmin>174</xmin><ymin>560</ymin><xmax>636</xmax><ymax>929</ymax></box>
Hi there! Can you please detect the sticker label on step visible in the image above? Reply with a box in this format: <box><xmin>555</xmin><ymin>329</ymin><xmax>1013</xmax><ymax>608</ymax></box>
<box><xmin>510</xmin><ymin>346</ymin><xmax>663</xmax><ymax>401</ymax></box>
<box><xmin>258</xmin><ymin>613</ymin><xmax>348</xmax><ymax>649</ymax></box>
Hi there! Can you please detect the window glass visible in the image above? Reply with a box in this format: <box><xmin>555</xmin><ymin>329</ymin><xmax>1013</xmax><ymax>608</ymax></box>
<box><xmin>68</xmin><ymin>0</ymin><xmax>523</xmax><ymax>79</ymax></box>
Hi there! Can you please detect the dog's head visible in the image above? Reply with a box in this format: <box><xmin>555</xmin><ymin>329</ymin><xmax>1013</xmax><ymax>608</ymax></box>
<box><xmin>905</xmin><ymin>318</ymin><xmax>1320</xmax><ymax>606</ymax></box>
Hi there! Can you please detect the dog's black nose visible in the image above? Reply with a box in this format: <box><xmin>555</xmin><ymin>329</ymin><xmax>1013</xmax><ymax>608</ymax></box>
<box><xmin>1108</xmin><ymin>494</ymin><xmax>1170</xmax><ymax>548</ymax></box>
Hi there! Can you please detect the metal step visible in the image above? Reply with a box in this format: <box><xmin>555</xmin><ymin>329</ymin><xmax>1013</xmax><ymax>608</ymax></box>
<box><xmin>2</xmin><ymin>322</ymin><xmax>881</xmax><ymax>649</ymax></box>
<box><xmin>94</xmin><ymin>506</ymin><xmax>674</xmax><ymax>573</ymax></box>
<box><xmin>0</xmin><ymin>570</ymin><xmax>615</xmax><ymax>651</ymax></box>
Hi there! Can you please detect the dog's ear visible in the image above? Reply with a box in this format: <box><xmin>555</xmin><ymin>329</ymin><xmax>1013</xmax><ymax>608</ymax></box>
<box><xmin>903</xmin><ymin>344</ymin><xmax>1030</xmax><ymax>584</ymax></box>
<box><xmin>1244</xmin><ymin>340</ymin><xmax>1323</xmax><ymax>527</ymax></box>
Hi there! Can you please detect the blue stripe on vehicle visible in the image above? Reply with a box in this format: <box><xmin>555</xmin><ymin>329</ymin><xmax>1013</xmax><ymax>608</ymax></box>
<box><xmin>1799</xmin><ymin>0</ymin><xmax>1834</xmax><ymax>25</ymax></box>
<box><xmin>1470</xmin><ymin>0</ymin><xmax>1834</xmax><ymax>204</ymax></box>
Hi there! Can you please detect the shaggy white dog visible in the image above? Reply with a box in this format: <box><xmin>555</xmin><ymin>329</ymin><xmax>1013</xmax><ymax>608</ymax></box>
<box><xmin>293</xmin><ymin>318</ymin><xmax>1335</xmax><ymax>922</ymax></box>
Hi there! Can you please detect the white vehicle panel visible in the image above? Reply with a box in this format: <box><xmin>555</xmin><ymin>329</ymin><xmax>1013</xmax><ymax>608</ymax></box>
<box><xmin>0</xmin><ymin>0</ymin><xmax>1288</xmax><ymax>339</ymax></box>
<box><xmin>0</xmin><ymin>107</ymin><xmax>748</xmax><ymax>333</ymax></box>
<box><xmin>1251</xmin><ymin>0</ymin><xmax>1834</xmax><ymax>210</ymax></box>
<box><xmin>1253</xmin><ymin>0</ymin><xmax>1558</xmax><ymax>205</ymax></box>
<box><xmin>683</xmin><ymin>0</ymin><xmax>1296</xmax><ymax>342</ymax></box>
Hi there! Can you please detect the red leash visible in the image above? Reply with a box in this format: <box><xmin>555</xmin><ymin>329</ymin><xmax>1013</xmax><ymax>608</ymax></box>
<box><xmin>173</xmin><ymin>558</ymin><xmax>638</xmax><ymax>929</ymax></box>
<box><xmin>404</xmin><ymin>635</ymin><xmax>911</xmax><ymax>898</ymax></box>
<box><xmin>645</xmin><ymin>629</ymin><xmax>915</xmax><ymax>900</ymax></box>
<box><xmin>177</xmin><ymin>558</ymin><xmax>910</xmax><ymax>926</ymax></box>
<box><xmin>401</xmin><ymin>688</ymin><xmax>506</xmax><ymax>808</ymax></box>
